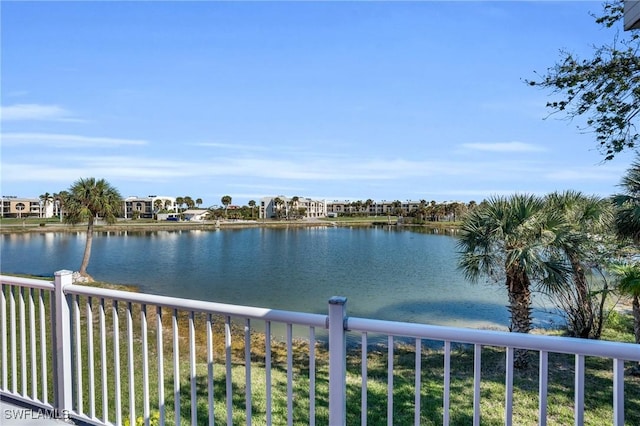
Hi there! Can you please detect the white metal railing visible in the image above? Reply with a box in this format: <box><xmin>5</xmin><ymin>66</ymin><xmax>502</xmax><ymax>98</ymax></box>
<box><xmin>1</xmin><ymin>271</ymin><xmax>640</xmax><ymax>425</ymax></box>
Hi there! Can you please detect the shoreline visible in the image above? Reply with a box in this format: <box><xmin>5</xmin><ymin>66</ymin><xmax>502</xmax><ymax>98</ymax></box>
<box><xmin>0</xmin><ymin>218</ymin><xmax>460</xmax><ymax>234</ymax></box>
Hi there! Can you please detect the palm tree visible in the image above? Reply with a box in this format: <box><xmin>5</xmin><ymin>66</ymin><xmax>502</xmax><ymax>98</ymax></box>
<box><xmin>610</xmin><ymin>263</ymin><xmax>640</xmax><ymax>346</ymax></box>
<box><xmin>544</xmin><ymin>191</ymin><xmax>614</xmax><ymax>338</ymax></box>
<box><xmin>184</xmin><ymin>196</ymin><xmax>195</xmax><ymax>209</ymax></box>
<box><xmin>613</xmin><ymin>158</ymin><xmax>640</xmax><ymax>243</ymax></box>
<box><xmin>248</xmin><ymin>200</ymin><xmax>256</xmax><ymax>219</ymax></box>
<box><xmin>54</xmin><ymin>191</ymin><xmax>69</xmax><ymax>222</ymax></box>
<box><xmin>175</xmin><ymin>197</ymin><xmax>184</xmax><ymax>212</ymax></box>
<box><xmin>457</xmin><ymin>194</ymin><xmax>569</xmax><ymax>368</ymax></box>
<box><xmin>64</xmin><ymin>178</ymin><xmax>122</xmax><ymax>279</ymax></box>
<box><xmin>196</xmin><ymin>198</ymin><xmax>203</xmax><ymax>208</ymax></box>
<box><xmin>273</xmin><ymin>197</ymin><xmax>284</xmax><ymax>219</ymax></box>
<box><xmin>221</xmin><ymin>195</ymin><xmax>232</xmax><ymax>218</ymax></box>
<box><xmin>39</xmin><ymin>192</ymin><xmax>53</xmax><ymax>218</ymax></box>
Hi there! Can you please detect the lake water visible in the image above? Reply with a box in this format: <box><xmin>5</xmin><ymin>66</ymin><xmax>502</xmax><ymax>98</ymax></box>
<box><xmin>0</xmin><ymin>226</ymin><xmax>559</xmax><ymax>331</ymax></box>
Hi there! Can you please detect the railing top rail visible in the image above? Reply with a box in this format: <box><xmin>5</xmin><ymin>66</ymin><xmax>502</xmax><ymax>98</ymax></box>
<box><xmin>347</xmin><ymin>317</ymin><xmax>640</xmax><ymax>361</ymax></box>
<box><xmin>0</xmin><ymin>274</ymin><xmax>55</xmax><ymax>291</ymax></box>
<box><xmin>65</xmin><ymin>283</ymin><xmax>328</xmax><ymax>328</ymax></box>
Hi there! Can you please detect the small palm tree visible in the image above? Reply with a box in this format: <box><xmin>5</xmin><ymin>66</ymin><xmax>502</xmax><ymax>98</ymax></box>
<box><xmin>39</xmin><ymin>192</ymin><xmax>53</xmax><ymax>218</ymax></box>
<box><xmin>545</xmin><ymin>190</ymin><xmax>614</xmax><ymax>338</ymax></box>
<box><xmin>64</xmin><ymin>178</ymin><xmax>122</xmax><ymax>279</ymax></box>
<box><xmin>175</xmin><ymin>197</ymin><xmax>184</xmax><ymax>212</ymax></box>
<box><xmin>273</xmin><ymin>197</ymin><xmax>284</xmax><ymax>219</ymax></box>
<box><xmin>610</xmin><ymin>263</ymin><xmax>640</xmax><ymax>346</ymax></box>
<box><xmin>221</xmin><ymin>195</ymin><xmax>232</xmax><ymax>218</ymax></box>
<box><xmin>184</xmin><ymin>196</ymin><xmax>195</xmax><ymax>209</ymax></box>
<box><xmin>458</xmin><ymin>194</ymin><xmax>569</xmax><ymax>368</ymax></box>
<box><xmin>613</xmin><ymin>157</ymin><xmax>640</xmax><ymax>243</ymax></box>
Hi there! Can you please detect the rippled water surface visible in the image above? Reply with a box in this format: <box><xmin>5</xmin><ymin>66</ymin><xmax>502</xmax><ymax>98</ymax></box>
<box><xmin>1</xmin><ymin>226</ymin><xmax>558</xmax><ymax>330</ymax></box>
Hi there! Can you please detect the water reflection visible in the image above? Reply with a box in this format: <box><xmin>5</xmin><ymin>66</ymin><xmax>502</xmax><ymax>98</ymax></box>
<box><xmin>0</xmin><ymin>227</ymin><xmax>558</xmax><ymax>334</ymax></box>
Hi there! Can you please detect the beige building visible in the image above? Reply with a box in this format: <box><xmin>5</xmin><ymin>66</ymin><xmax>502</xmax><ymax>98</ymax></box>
<box><xmin>1</xmin><ymin>196</ymin><xmax>54</xmax><ymax>218</ymax></box>
<box><xmin>124</xmin><ymin>195</ymin><xmax>177</xmax><ymax>219</ymax></box>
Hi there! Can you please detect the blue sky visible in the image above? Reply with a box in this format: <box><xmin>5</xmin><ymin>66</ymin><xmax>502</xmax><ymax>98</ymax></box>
<box><xmin>1</xmin><ymin>1</ymin><xmax>637</xmax><ymax>207</ymax></box>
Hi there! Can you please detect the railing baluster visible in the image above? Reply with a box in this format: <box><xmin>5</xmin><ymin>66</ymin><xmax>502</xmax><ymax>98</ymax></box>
<box><xmin>74</xmin><ymin>295</ymin><xmax>83</xmax><ymax>414</ymax></box>
<box><xmin>19</xmin><ymin>286</ymin><xmax>27</xmax><ymax>396</ymax></box>
<box><xmin>265</xmin><ymin>321</ymin><xmax>272</xmax><ymax>426</ymax></box>
<box><xmin>387</xmin><ymin>335</ymin><xmax>394</xmax><ymax>426</ymax></box>
<box><xmin>141</xmin><ymin>304</ymin><xmax>150</xmax><ymax>426</ymax></box>
<box><xmin>415</xmin><ymin>337</ymin><xmax>421</xmax><ymax>426</ymax></box>
<box><xmin>127</xmin><ymin>301</ymin><xmax>135</xmax><ymax>426</ymax></box>
<box><xmin>1</xmin><ymin>284</ymin><xmax>7</xmax><ymax>392</ymax></box>
<box><xmin>173</xmin><ymin>308</ymin><xmax>181</xmax><ymax>426</ymax></box>
<box><xmin>539</xmin><ymin>350</ymin><xmax>548</xmax><ymax>426</ymax></box>
<box><xmin>87</xmin><ymin>296</ymin><xmax>95</xmax><ymax>419</ymax></box>
<box><xmin>613</xmin><ymin>358</ymin><xmax>624</xmax><ymax>425</ymax></box>
<box><xmin>157</xmin><ymin>307</ymin><xmax>165</xmax><ymax>426</ymax></box>
<box><xmin>309</xmin><ymin>326</ymin><xmax>316</xmax><ymax>426</ymax></box>
<box><xmin>189</xmin><ymin>311</ymin><xmax>197</xmax><ymax>426</ymax></box>
<box><xmin>10</xmin><ymin>285</ymin><xmax>16</xmax><ymax>393</ymax></box>
<box><xmin>504</xmin><ymin>347</ymin><xmax>514</xmax><ymax>426</ymax></box>
<box><xmin>361</xmin><ymin>332</ymin><xmax>368</xmax><ymax>426</ymax></box>
<box><xmin>443</xmin><ymin>341</ymin><xmax>450</xmax><ymax>426</ymax></box>
<box><xmin>574</xmin><ymin>354</ymin><xmax>585</xmax><ymax>426</ymax></box>
<box><xmin>29</xmin><ymin>288</ymin><xmax>37</xmax><ymax>400</ymax></box>
<box><xmin>225</xmin><ymin>316</ymin><xmax>232</xmax><ymax>426</ymax></box>
<box><xmin>287</xmin><ymin>323</ymin><xmax>293</xmax><ymax>426</ymax></box>
<box><xmin>99</xmin><ymin>298</ymin><xmax>108</xmax><ymax>423</ymax></box>
<box><xmin>473</xmin><ymin>344</ymin><xmax>481</xmax><ymax>426</ymax></box>
<box><xmin>38</xmin><ymin>289</ymin><xmax>48</xmax><ymax>404</ymax></box>
<box><xmin>245</xmin><ymin>318</ymin><xmax>252</xmax><ymax>426</ymax></box>
<box><xmin>207</xmin><ymin>313</ymin><xmax>214</xmax><ymax>426</ymax></box>
<box><xmin>113</xmin><ymin>300</ymin><xmax>122</xmax><ymax>426</ymax></box>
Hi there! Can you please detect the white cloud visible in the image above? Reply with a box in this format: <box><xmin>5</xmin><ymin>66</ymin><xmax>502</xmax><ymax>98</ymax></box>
<box><xmin>0</xmin><ymin>104</ymin><xmax>82</xmax><ymax>122</ymax></box>
<box><xmin>1</xmin><ymin>133</ymin><xmax>148</xmax><ymax>147</ymax></box>
<box><xmin>461</xmin><ymin>141</ymin><xmax>546</xmax><ymax>153</ymax></box>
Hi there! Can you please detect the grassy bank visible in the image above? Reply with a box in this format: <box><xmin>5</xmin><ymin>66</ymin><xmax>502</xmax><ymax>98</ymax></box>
<box><xmin>2</xmin><ymin>276</ymin><xmax>638</xmax><ymax>425</ymax></box>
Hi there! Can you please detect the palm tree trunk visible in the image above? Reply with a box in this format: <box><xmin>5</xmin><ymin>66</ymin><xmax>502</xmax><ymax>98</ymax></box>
<box><xmin>569</xmin><ymin>254</ymin><xmax>594</xmax><ymax>338</ymax></box>
<box><xmin>506</xmin><ymin>267</ymin><xmax>532</xmax><ymax>368</ymax></box>
<box><xmin>79</xmin><ymin>217</ymin><xmax>94</xmax><ymax>278</ymax></box>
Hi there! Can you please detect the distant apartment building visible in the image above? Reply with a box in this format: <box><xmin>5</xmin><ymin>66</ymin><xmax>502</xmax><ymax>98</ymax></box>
<box><xmin>326</xmin><ymin>200</ymin><xmax>425</xmax><ymax>216</ymax></box>
<box><xmin>123</xmin><ymin>195</ymin><xmax>177</xmax><ymax>219</ymax></box>
<box><xmin>1</xmin><ymin>196</ymin><xmax>54</xmax><ymax>218</ymax></box>
<box><xmin>259</xmin><ymin>196</ymin><xmax>327</xmax><ymax>219</ymax></box>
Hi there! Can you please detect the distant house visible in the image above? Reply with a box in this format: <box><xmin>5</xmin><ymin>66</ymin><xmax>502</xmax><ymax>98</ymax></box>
<box><xmin>182</xmin><ymin>209</ymin><xmax>208</xmax><ymax>221</ymax></box>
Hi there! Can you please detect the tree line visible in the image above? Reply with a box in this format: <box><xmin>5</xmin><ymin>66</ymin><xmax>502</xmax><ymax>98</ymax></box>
<box><xmin>457</xmin><ymin>162</ymin><xmax>640</xmax><ymax>368</ymax></box>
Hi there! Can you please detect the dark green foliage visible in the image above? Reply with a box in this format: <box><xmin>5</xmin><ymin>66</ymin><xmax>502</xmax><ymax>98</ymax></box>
<box><xmin>528</xmin><ymin>1</ymin><xmax>640</xmax><ymax>160</ymax></box>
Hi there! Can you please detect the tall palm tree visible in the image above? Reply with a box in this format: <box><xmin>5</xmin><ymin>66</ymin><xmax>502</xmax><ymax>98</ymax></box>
<box><xmin>545</xmin><ymin>191</ymin><xmax>614</xmax><ymax>338</ymax></box>
<box><xmin>613</xmin><ymin>158</ymin><xmax>640</xmax><ymax>243</ymax></box>
<box><xmin>248</xmin><ymin>200</ymin><xmax>256</xmax><ymax>219</ymax></box>
<box><xmin>457</xmin><ymin>194</ymin><xmax>569</xmax><ymax>368</ymax></box>
<box><xmin>196</xmin><ymin>198</ymin><xmax>203</xmax><ymax>208</ymax></box>
<box><xmin>64</xmin><ymin>178</ymin><xmax>122</xmax><ymax>279</ymax></box>
<box><xmin>221</xmin><ymin>195</ymin><xmax>232</xmax><ymax>218</ymax></box>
